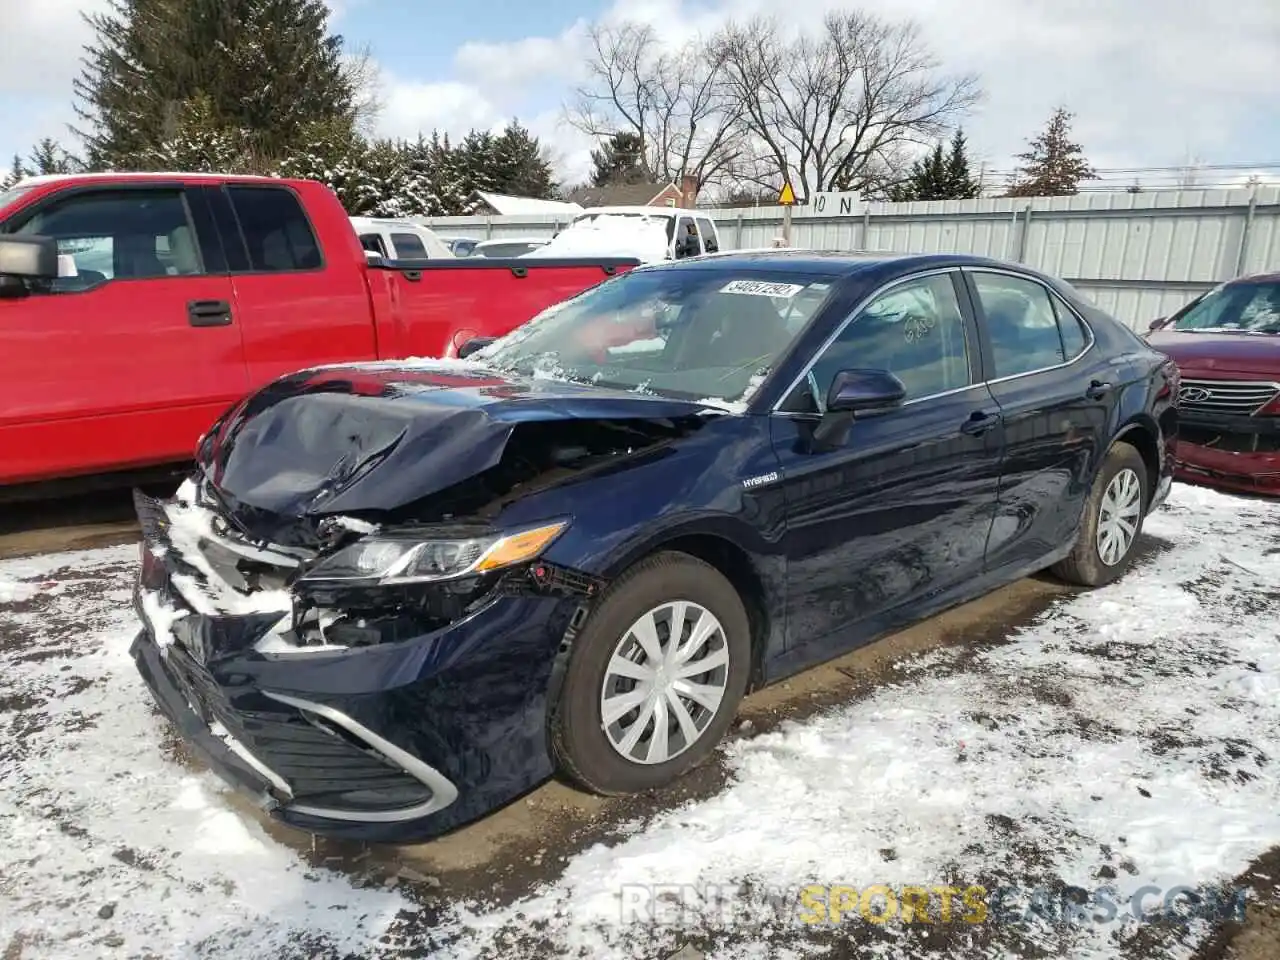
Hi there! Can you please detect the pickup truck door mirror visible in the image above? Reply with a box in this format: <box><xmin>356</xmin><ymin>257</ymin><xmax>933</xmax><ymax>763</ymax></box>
<box><xmin>457</xmin><ymin>336</ymin><xmax>497</xmax><ymax>359</ymax></box>
<box><xmin>0</xmin><ymin>235</ymin><xmax>58</xmax><ymax>296</ymax></box>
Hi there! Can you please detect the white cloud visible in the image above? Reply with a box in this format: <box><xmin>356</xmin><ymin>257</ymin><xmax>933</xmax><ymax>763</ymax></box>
<box><xmin>378</xmin><ymin>76</ymin><xmax>505</xmax><ymax>142</ymax></box>
<box><xmin>372</xmin><ymin>0</ymin><xmax>1280</xmax><ymax>186</ymax></box>
<box><xmin>3</xmin><ymin>0</ymin><xmax>1276</xmax><ymax>188</ymax></box>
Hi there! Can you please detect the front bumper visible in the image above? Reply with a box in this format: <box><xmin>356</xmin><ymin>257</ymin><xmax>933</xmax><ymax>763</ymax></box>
<box><xmin>1173</xmin><ymin>412</ymin><xmax>1280</xmax><ymax>497</ymax></box>
<box><xmin>130</xmin><ymin>487</ymin><xmax>583</xmax><ymax>842</ymax></box>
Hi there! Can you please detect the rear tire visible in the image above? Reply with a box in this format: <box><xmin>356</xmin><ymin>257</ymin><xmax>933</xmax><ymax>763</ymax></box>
<box><xmin>550</xmin><ymin>551</ymin><xmax>751</xmax><ymax>795</ymax></box>
<box><xmin>1051</xmin><ymin>441</ymin><xmax>1149</xmax><ymax>587</ymax></box>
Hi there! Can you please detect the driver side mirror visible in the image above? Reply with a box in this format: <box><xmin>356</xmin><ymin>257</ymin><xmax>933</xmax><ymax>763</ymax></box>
<box><xmin>826</xmin><ymin>368</ymin><xmax>907</xmax><ymax>413</ymax></box>
<box><xmin>1147</xmin><ymin>316</ymin><xmax>1169</xmax><ymax>332</ymax></box>
<box><xmin>810</xmin><ymin>368</ymin><xmax>906</xmax><ymax>450</ymax></box>
<box><xmin>0</xmin><ymin>235</ymin><xmax>58</xmax><ymax>297</ymax></box>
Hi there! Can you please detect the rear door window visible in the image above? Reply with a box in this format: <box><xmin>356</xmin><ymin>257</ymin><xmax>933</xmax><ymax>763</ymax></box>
<box><xmin>970</xmin><ymin>272</ymin><xmax>1068</xmax><ymax>378</ymax></box>
<box><xmin>227</xmin><ymin>186</ymin><xmax>322</xmax><ymax>272</ymax></box>
<box><xmin>390</xmin><ymin>232</ymin><xmax>429</xmax><ymax>258</ymax></box>
<box><xmin>675</xmin><ymin>218</ymin><xmax>699</xmax><ymax>258</ymax></box>
<box><xmin>695</xmin><ymin>218</ymin><xmax>719</xmax><ymax>253</ymax></box>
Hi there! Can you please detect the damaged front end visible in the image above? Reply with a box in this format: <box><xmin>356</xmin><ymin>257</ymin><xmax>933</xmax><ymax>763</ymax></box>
<box><xmin>129</xmin><ymin>477</ymin><xmax>602</xmax><ymax>841</ymax></box>
<box><xmin>128</xmin><ymin>361</ymin><xmax>721</xmax><ymax>840</ymax></box>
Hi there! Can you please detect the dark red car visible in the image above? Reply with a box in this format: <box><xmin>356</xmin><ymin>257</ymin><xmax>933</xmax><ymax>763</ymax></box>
<box><xmin>1147</xmin><ymin>272</ymin><xmax>1280</xmax><ymax>495</ymax></box>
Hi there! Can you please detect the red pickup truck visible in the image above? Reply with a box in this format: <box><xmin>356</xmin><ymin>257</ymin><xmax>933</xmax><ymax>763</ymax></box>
<box><xmin>0</xmin><ymin>172</ymin><xmax>638</xmax><ymax>494</ymax></box>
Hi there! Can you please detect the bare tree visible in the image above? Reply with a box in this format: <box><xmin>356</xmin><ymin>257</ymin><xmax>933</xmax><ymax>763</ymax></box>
<box><xmin>713</xmin><ymin>12</ymin><xmax>981</xmax><ymax>199</ymax></box>
<box><xmin>343</xmin><ymin>43</ymin><xmax>385</xmax><ymax>137</ymax></box>
<box><xmin>565</xmin><ymin>21</ymin><xmax>743</xmax><ymax>193</ymax></box>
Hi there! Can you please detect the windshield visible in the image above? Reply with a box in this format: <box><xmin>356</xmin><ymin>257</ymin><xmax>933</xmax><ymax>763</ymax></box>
<box><xmin>0</xmin><ymin>185</ymin><xmax>33</xmax><ymax>211</ymax></box>
<box><xmin>1171</xmin><ymin>281</ymin><xmax>1280</xmax><ymax>334</ymax></box>
<box><xmin>476</xmin><ymin>267</ymin><xmax>838</xmax><ymax>404</ymax></box>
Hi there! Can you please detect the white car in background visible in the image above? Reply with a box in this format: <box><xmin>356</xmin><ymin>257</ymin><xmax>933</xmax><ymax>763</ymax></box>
<box><xmin>350</xmin><ymin>217</ymin><xmax>455</xmax><ymax>259</ymax></box>
<box><xmin>528</xmin><ymin>206</ymin><xmax>723</xmax><ymax>263</ymax></box>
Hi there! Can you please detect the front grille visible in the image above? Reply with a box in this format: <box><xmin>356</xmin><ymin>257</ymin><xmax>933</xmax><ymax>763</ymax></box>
<box><xmin>165</xmin><ymin>645</ymin><xmax>433</xmax><ymax>814</ymax></box>
<box><xmin>1178</xmin><ymin>378</ymin><xmax>1280</xmax><ymax>417</ymax></box>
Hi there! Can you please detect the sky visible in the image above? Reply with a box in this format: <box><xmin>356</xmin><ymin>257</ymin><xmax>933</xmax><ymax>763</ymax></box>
<box><xmin>3</xmin><ymin>0</ymin><xmax>1279</xmax><ymax>189</ymax></box>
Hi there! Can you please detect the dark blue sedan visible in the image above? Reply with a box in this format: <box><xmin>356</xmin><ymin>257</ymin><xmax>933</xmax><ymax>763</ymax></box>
<box><xmin>130</xmin><ymin>251</ymin><xmax>1179</xmax><ymax>842</ymax></box>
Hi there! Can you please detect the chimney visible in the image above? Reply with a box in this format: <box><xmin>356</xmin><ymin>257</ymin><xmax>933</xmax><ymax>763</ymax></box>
<box><xmin>680</xmin><ymin>174</ymin><xmax>700</xmax><ymax>209</ymax></box>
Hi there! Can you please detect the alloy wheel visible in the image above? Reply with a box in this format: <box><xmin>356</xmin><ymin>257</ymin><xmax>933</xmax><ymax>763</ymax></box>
<box><xmin>599</xmin><ymin>601</ymin><xmax>731</xmax><ymax>765</ymax></box>
<box><xmin>1096</xmin><ymin>467</ymin><xmax>1143</xmax><ymax>566</ymax></box>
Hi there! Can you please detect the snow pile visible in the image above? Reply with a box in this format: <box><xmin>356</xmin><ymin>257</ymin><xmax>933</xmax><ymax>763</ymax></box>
<box><xmin>525</xmin><ymin>214</ymin><xmax>671</xmax><ymax>263</ymax></box>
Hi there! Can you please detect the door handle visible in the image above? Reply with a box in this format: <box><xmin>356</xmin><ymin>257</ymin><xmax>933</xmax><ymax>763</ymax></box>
<box><xmin>961</xmin><ymin>411</ymin><xmax>1002</xmax><ymax>436</ymax></box>
<box><xmin>188</xmin><ymin>299</ymin><xmax>232</xmax><ymax>327</ymax></box>
<box><xmin>1085</xmin><ymin>380</ymin><xmax>1113</xmax><ymax>400</ymax></box>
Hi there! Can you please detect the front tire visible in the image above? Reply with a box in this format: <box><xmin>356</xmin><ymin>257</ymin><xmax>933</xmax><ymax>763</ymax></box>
<box><xmin>550</xmin><ymin>551</ymin><xmax>751</xmax><ymax>795</ymax></box>
<box><xmin>1052</xmin><ymin>441</ymin><xmax>1149</xmax><ymax>587</ymax></box>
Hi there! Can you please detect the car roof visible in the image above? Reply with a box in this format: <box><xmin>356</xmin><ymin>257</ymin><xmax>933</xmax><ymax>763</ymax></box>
<box><xmin>636</xmin><ymin>249</ymin><xmax>1024</xmax><ymax>277</ymax></box>
<box><xmin>1228</xmin><ymin>271</ymin><xmax>1280</xmax><ymax>285</ymax></box>
<box><xmin>574</xmin><ymin>206</ymin><xmax>714</xmax><ymax>220</ymax></box>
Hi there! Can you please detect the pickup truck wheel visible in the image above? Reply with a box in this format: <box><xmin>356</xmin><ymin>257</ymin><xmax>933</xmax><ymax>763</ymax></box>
<box><xmin>550</xmin><ymin>552</ymin><xmax>751</xmax><ymax>795</ymax></box>
<box><xmin>1051</xmin><ymin>441</ymin><xmax>1149</xmax><ymax>588</ymax></box>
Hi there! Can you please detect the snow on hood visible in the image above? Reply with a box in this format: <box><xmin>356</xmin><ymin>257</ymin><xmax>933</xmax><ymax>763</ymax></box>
<box><xmin>524</xmin><ymin>214</ymin><xmax>671</xmax><ymax>264</ymax></box>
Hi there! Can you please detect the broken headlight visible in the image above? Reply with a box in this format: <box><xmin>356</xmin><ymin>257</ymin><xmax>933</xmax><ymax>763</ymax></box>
<box><xmin>297</xmin><ymin>519</ymin><xmax>569</xmax><ymax>585</ymax></box>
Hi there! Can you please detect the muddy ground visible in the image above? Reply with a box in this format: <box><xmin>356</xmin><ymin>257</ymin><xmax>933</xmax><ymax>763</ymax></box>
<box><xmin>2</xmin><ymin>489</ymin><xmax>1279</xmax><ymax>959</ymax></box>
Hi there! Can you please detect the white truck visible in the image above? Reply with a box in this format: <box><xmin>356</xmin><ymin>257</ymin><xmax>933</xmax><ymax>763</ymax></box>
<box><xmin>350</xmin><ymin>216</ymin><xmax>455</xmax><ymax>259</ymax></box>
<box><xmin>528</xmin><ymin>206</ymin><xmax>723</xmax><ymax>263</ymax></box>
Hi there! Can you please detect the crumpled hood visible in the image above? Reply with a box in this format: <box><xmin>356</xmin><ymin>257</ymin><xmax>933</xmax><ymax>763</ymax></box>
<box><xmin>199</xmin><ymin>360</ymin><xmax>724</xmax><ymax>518</ymax></box>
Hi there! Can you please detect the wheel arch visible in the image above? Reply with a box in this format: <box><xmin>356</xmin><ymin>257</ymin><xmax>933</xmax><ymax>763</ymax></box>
<box><xmin>1111</xmin><ymin>415</ymin><xmax>1161</xmax><ymax>504</ymax></box>
<box><xmin>595</xmin><ymin>520</ymin><xmax>777</xmax><ymax>692</ymax></box>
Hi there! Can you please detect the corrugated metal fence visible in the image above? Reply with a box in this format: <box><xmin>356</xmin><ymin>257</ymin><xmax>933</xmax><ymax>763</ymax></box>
<box><xmin>414</xmin><ymin>187</ymin><xmax>1280</xmax><ymax>329</ymax></box>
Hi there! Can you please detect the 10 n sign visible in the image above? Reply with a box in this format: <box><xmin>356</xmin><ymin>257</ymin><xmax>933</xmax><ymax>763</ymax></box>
<box><xmin>812</xmin><ymin>192</ymin><xmax>864</xmax><ymax>215</ymax></box>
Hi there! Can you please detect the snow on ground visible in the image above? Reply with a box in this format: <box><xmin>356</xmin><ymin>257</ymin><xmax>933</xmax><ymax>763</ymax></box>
<box><xmin>1</xmin><ymin>484</ymin><xmax>1279</xmax><ymax>959</ymax></box>
<box><xmin>0</xmin><ymin>546</ymin><xmax>411</xmax><ymax>959</ymax></box>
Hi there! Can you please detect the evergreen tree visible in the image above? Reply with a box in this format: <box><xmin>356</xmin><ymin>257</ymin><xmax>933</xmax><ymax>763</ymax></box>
<box><xmin>888</xmin><ymin>143</ymin><xmax>947</xmax><ymax>201</ymax></box>
<box><xmin>428</xmin><ymin>132</ymin><xmax>468</xmax><ymax>215</ymax></box>
<box><xmin>590</xmin><ymin>131</ymin><xmax>646</xmax><ymax>187</ymax></box>
<box><xmin>74</xmin><ymin>0</ymin><xmax>358</xmax><ymax>171</ymax></box>
<box><xmin>0</xmin><ymin>155</ymin><xmax>27</xmax><ymax>190</ymax></box>
<box><xmin>457</xmin><ymin>130</ymin><xmax>498</xmax><ymax>211</ymax></box>
<box><xmin>1005</xmin><ymin>108</ymin><xmax>1098</xmax><ymax>197</ymax></box>
<box><xmin>28</xmin><ymin>138</ymin><xmax>83</xmax><ymax>176</ymax></box>
<box><xmin>942</xmin><ymin>129</ymin><xmax>980</xmax><ymax>198</ymax></box>
<box><xmin>276</xmin><ymin>120</ymin><xmax>382</xmax><ymax>213</ymax></box>
<box><xmin>490</xmin><ymin>120</ymin><xmax>555</xmax><ymax>199</ymax></box>
<box><xmin>388</xmin><ymin>135</ymin><xmax>444</xmax><ymax>218</ymax></box>
<box><xmin>142</xmin><ymin>94</ymin><xmax>250</xmax><ymax>171</ymax></box>
<box><xmin>888</xmin><ymin>128</ymin><xmax>979</xmax><ymax>201</ymax></box>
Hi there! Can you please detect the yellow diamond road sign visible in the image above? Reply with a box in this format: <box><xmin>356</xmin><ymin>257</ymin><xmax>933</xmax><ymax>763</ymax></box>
<box><xmin>778</xmin><ymin>183</ymin><xmax>796</xmax><ymax>206</ymax></box>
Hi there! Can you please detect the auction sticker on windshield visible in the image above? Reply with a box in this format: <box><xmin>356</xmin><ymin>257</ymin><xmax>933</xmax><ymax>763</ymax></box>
<box><xmin>721</xmin><ymin>280</ymin><xmax>805</xmax><ymax>298</ymax></box>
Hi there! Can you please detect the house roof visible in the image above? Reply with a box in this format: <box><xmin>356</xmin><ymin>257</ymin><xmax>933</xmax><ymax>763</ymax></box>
<box><xmin>566</xmin><ymin>182</ymin><xmax>679</xmax><ymax>208</ymax></box>
<box><xmin>473</xmin><ymin>191</ymin><xmax>583</xmax><ymax>216</ymax></box>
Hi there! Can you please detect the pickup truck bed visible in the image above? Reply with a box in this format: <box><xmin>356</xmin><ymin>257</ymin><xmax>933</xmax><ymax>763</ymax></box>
<box><xmin>0</xmin><ymin>173</ymin><xmax>637</xmax><ymax>493</ymax></box>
